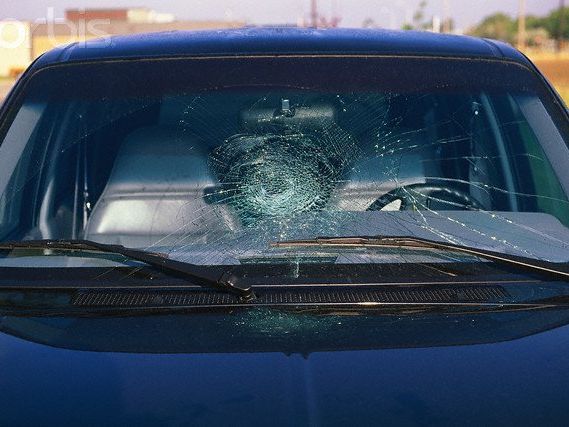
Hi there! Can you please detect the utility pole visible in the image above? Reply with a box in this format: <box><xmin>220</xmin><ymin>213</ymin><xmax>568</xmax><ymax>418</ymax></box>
<box><xmin>559</xmin><ymin>0</ymin><xmax>566</xmax><ymax>52</ymax></box>
<box><xmin>311</xmin><ymin>0</ymin><xmax>319</xmax><ymax>28</ymax></box>
<box><xmin>442</xmin><ymin>0</ymin><xmax>451</xmax><ymax>33</ymax></box>
<box><xmin>517</xmin><ymin>0</ymin><xmax>527</xmax><ymax>51</ymax></box>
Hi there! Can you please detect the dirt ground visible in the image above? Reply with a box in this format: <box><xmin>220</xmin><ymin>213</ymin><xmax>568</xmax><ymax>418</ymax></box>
<box><xmin>532</xmin><ymin>57</ymin><xmax>569</xmax><ymax>103</ymax></box>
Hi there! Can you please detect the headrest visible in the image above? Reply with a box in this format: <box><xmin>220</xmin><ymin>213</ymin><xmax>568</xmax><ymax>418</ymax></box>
<box><xmin>104</xmin><ymin>126</ymin><xmax>215</xmax><ymax>194</ymax></box>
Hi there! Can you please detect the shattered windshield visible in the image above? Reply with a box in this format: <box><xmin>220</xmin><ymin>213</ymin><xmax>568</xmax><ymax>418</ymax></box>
<box><xmin>0</xmin><ymin>56</ymin><xmax>568</xmax><ymax>267</ymax></box>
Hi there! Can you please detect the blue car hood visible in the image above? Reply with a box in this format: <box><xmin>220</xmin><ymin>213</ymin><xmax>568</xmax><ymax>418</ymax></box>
<box><xmin>1</xmin><ymin>308</ymin><xmax>569</xmax><ymax>426</ymax></box>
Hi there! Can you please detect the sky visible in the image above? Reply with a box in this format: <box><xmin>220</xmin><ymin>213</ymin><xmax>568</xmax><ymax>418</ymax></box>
<box><xmin>2</xmin><ymin>0</ymin><xmax>563</xmax><ymax>31</ymax></box>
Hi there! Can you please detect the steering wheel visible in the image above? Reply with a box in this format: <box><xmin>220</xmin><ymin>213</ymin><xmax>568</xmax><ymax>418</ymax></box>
<box><xmin>367</xmin><ymin>183</ymin><xmax>484</xmax><ymax>211</ymax></box>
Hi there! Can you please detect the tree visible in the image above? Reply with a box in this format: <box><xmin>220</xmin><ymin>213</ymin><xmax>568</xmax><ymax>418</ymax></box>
<box><xmin>469</xmin><ymin>13</ymin><xmax>516</xmax><ymax>43</ymax></box>
<box><xmin>541</xmin><ymin>7</ymin><xmax>569</xmax><ymax>39</ymax></box>
<box><xmin>412</xmin><ymin>0</ymin><xmax>428</xmax><ymax>29</ymax></box>
<box><xmin>525</xmin><ymin>15</ymin><xmax>545</xmax><ymax>31</ymax></box>
<box><xmin>402</xmin><ymin>0</ymin><xmax>431</xmax><ymax>30</ymax></box>
<box><xmin>516</xmin><ymin>15</ymin><xmax>550</xmax><ymax>47</ymax></box>
<box><xmin>362</xmin><ymin>18</ymin><xmax>377</xmax><ymax>29</ymax></box>
<box><xmin>468</xmin><ymin>6</ymin><xmax>568</xmax><ymax>47</ymax></box>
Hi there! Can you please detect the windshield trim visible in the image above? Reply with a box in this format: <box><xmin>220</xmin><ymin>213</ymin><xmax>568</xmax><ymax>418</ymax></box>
<box><xmin>0</xmin><ymin>55</ymin><xmax>568</xmax><ymax>272</ymax></box>
<box><xmin>0</xmin><ymin>53</ymin><xmax>548</xmax><ymax>137</ymax></box>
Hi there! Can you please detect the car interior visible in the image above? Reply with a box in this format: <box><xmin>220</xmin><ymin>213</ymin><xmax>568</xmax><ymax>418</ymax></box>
<box><xmin>1</xmin><ymin>89</ymin><xmax>567</xmax><ymax>247</ymax></box>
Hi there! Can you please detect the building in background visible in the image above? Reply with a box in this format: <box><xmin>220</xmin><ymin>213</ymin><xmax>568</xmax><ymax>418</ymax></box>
<box><xmin>0</xmin><ymin>21</ymin><xmax>32</xmax><ymax>77</ymax></box>
<box><xmin>65</xmin><ymin>8</ymin><xmax>176</xmax><ymax>24</ymax></box>
<box><xmin>0</xmin><ymin>8</ymin><xmax>245</xmax><ymax>77</ymax></box>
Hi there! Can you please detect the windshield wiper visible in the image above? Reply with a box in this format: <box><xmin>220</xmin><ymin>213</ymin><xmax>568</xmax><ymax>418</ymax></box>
<box><xmin>271</xmin><ymin>235</ymin><xmax>569</xmax><ymax>281</ymax></box>
<box><xmin>0</xmin><ymin>239</ymin><xmax>256</xmax><ymax>301</ymax></box>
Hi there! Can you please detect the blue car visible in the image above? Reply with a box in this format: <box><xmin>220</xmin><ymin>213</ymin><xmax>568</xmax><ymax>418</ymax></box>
<box><xmin>0</xmin><ymin>27</ymin><xmax>569</xmax><ymax>426</ymax></box>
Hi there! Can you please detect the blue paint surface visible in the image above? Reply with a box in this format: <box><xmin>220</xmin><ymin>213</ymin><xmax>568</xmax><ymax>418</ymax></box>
<box><xmin>1</xmin><ymin>309</ymin><xmax>569</xmax><ymax>426</ymax></box>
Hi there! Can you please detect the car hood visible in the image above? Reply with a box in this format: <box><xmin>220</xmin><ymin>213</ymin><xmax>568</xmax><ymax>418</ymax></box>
<box><xmin>1</xmin><ymin>307</ymin><xmax>569</xmax><ymax>426</ymax></box>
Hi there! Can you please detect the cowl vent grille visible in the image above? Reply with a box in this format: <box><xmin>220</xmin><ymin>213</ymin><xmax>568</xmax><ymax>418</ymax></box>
<box><xmin>72</xmin><ymin>286</ymin><xmax>509</xmax><ymax>308</ymax></box>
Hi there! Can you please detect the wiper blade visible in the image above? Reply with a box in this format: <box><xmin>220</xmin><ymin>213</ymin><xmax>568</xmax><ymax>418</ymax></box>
<box><xmin>0</xmin><ymin>239</ymin><xmax>256</xmax><ymax>301</ymax></box>
<box><xmin>271</xmin><ymin>235</ymin><xmax>569</xmax><ymax>281</ymax></box>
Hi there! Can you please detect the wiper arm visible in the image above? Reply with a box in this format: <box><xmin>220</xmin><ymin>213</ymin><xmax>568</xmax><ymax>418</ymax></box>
<box><xmin>0</xmin><ymin>239</ymin><xmax>256</xmax><ymax>301</ymax></box>
<box><xmin>271</xmin><ymin>235</ymin><xmax>569</xmax><ymax>281</ymax></box>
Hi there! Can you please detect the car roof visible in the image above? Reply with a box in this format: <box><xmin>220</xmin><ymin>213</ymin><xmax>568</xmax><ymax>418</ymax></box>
<box><xmin>33</xmin><ymin>27</ymin><xmax>529</xmax><ymax>70</ymax></box>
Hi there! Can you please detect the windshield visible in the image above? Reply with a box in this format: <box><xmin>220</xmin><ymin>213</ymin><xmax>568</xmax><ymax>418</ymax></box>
<box><xmin>1</xmin><ymin>56</ymin><xmax>569</xmax><ymax>267</ymax></box>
